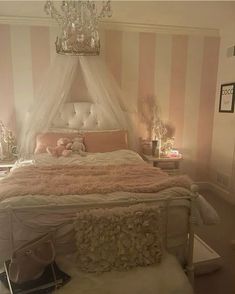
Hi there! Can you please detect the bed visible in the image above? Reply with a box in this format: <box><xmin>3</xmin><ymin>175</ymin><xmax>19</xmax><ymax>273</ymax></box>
<box><xmin>0</xmin><ymin>102</ymin><xmax>218</xmax><ymax>293</ymax></box>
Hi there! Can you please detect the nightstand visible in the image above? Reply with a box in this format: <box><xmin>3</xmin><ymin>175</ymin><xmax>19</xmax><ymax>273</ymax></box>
<box><xmin>0</xmin><ymin>161</ymin><xmax>16</xmax><ymax>178</ymax></box>
<box><xmin>142</xmin><ymin>154</ymin><xmax>183</xmax><ymax>175</ymax></box>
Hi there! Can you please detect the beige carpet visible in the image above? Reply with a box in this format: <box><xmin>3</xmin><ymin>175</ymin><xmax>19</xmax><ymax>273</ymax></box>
<box><xmin>194</xmin><ymin>189</ymin><xmax>235</xmax><ymax>294</ymax></box>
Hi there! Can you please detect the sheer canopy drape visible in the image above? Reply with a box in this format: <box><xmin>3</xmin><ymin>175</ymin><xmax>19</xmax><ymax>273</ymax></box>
<box><xmin>19</xmin><ymin>56</ymin><xmax>78</xmax><ymax>154</ymax></box>
<box><xmin>19</xmin><ymin>55</ymin><xmax>135</xmax><ymax>155</ymax></box>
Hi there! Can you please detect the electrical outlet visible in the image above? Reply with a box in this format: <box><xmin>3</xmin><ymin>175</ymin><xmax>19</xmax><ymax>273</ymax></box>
<box><xmin>216</xmin><ymin>172</ymin><xmax>230</xmax><ymax>189</ymax></box>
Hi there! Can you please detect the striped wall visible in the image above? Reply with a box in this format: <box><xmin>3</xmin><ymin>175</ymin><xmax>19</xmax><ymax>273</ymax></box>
<box><xmin>0</xmin><ymin>25</ymin><xmax>15</xmax><ymax>132</ymax></box>
<box><xmin>0</xmin><ymin>24</ymin><xmax>220</xmax><ymax>179</ymax></box>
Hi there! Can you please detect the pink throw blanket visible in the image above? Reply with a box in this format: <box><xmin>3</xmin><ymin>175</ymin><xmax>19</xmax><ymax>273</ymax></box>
<box><xmin>0</xmin><ymin>164</ymin><xmax>192</xmax><ymax>201</ymax></box>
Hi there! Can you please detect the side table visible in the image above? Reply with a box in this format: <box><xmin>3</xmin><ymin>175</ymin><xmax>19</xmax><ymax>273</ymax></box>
<box><xmin>0</xmin><ymin>160</ymin><xmax>16</xmax><ymax>178</ymax></box>
<box><xmin>142</xmin><ymin>154</ymin><xmax>183</xmax><ymax>175</ymax></box>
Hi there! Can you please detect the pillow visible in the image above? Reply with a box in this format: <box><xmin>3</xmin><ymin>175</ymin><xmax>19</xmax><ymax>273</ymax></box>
<box><xmin>74</xmin><ymin>203</ymin><xmax>163</xmax><ymax>273</ymax></box>
<box><xmin>83</xmin><ymin>130</ymin><xmax>128</xmax><ymax>152</ymax></box>
<box><xmin>34</xmin><ymin>132</ymin><xmax>81</xmax><ymax>154</ymax></box>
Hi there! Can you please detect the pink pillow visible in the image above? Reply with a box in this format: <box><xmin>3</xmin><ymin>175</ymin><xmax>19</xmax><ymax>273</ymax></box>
<box><xmin>34</xmin><ymin>132</ymin><xmax>80</xmax><ymax>154</ymax></box>
<box><xmin>83</xmin><ymin>130</ymin><xmax>128</xmax><ymax>153</ymax></box>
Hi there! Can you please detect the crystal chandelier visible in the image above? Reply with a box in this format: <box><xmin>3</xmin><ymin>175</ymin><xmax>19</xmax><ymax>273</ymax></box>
<box><xmin>44</xmin><ymin>1</ymin><xmax>112</xmax><ymax>56</ymax></box>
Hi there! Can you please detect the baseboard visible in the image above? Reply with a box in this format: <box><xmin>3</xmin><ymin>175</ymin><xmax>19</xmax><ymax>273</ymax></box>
<box><xmin>196</xmin><ymin>181</ymin><xmax>235</xmax><ymax>205</ymax></box>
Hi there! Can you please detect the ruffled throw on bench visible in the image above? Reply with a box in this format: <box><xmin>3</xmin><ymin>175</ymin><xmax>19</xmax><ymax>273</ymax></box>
<box><xmin>74</xmin><ymin>203</ymin><xmax>163</xmax><ymax>273</ymax></box>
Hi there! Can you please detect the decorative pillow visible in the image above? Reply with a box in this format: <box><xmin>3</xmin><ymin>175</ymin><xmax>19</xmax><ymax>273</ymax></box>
<box><xmin>34</xmin><ymin>132</ymin><xmax>81</xmax><ymax>154</ymax></box>
<box><xmin>74</xmin><ymin>204</ymin><xmax>163</xmax><ymax>273</ymax></box>
<box><xmin>83</xmin><ymin>130</ymin><xmax>128</xmax><ymax>152</ymax></box>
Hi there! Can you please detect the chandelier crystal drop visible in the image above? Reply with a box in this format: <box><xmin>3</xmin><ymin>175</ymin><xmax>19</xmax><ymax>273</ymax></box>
<box><xmin>44</xmin><ymin>1</ymin><xmax>112</xmax><ymax>56</ymax></box>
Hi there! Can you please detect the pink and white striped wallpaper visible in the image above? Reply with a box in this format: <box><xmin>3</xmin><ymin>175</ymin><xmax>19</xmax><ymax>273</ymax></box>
<box><xmin>0</xmin><ymin>24</ymin><xmax>220</xmax><ymax>180</ymax></box>
<box><xmin>0</xmin><ymin>25</ymin><xmax>15</xmax><ymax>132</ymax></box>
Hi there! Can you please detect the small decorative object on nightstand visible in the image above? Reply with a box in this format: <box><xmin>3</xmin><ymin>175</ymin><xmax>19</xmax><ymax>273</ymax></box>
<box><xmin>142</xmin><ymin>153</ymin><xmax>183</xmax><ymax>175</ymax></box>
<box><xmin>151</xmin><ymin>140</ymin><xmax>159</xmax><ymax>157</ymax></box>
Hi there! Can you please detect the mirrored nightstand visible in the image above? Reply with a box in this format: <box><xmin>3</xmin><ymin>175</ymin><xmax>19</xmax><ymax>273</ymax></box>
<box><xmin>0</xmin><ymin>160</ymin><xmax>16</xmax><ymax>178</ymax></box>
<box><xmin>142</xmin><ymin>154</ymin><xmax>183</xmax><ymax>175</ymax></box>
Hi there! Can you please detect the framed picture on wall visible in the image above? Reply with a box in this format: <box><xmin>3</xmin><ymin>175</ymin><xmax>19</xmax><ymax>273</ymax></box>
<box><xmin>219</xmin><ymin>83</ymin><xmax>235</xmax><ymax>113</ymax></box>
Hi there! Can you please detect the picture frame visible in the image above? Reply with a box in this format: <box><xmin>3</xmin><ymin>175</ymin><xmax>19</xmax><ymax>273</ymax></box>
<box><xmin>219</xmin><ymin>83</ymin><xmax>235</xmax><ymax>113</ymax></box>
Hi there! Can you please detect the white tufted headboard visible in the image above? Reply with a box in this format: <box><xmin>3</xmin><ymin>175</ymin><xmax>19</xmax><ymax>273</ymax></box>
<box><xmin>51</xmin><ymin>102</ymin><xmax>117</xmax><ymax>131</ymax></box>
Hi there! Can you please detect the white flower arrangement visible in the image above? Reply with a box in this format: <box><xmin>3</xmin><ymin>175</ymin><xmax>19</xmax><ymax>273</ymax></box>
<box><xmin>140</xmin><ymin>97</ymin><xmax>175</xmax><ymax>156</ymax></box>
<box><xmin>0</xmin><ymin>121</ymin><xmax>17</xmax><ymax>160</ymax></box>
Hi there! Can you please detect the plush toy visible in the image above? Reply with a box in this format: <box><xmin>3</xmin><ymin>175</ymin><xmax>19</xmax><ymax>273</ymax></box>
<box><xmin>68</xmin><ymin>137</ymin><xmax>86</xmax><ymax>156</ymax></box>
<box><xmin>46</xmin><ymin>137</ymin><xmax>73</xmax><ymax>157</ymax></box>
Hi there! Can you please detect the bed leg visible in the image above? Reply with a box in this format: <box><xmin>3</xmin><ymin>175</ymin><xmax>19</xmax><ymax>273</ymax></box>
<box><xmin>186</xmin><ymin>265</ymin><xmax>195</xmax><ymax>285</ymax></box>
<box><xmin>186</xmin><ymin>184</ymin><xmax>199</xmax><ymax>286</ymax></box>
<box><xmin>186</xmin><ymin>224</ymin><xmax>195</xmax><ymax>286</ymax></box>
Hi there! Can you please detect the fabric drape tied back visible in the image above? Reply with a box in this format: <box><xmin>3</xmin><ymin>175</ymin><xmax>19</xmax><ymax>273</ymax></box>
<box><xmin>19</xmin><ymin>55</ymin><xmax>134</xmax><ymax>155</ymax></box>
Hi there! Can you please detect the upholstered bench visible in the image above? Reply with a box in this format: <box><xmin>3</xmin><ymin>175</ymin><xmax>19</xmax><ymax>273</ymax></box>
<box><xmin>56</xmin><ymin>253</ymin><xmax>193</xmax><ymax>294</ymax></box>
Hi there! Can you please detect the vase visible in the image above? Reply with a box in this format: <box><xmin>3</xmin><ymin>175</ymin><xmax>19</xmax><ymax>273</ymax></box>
<box><xmin>0</xmin><ymin>142</ymin><xmax>3</xmax><ymax>160</ymax></box>
<box><xmin>151</xmin><ymin>140</ymin><xmax>158</xmax><ymax>157</ymax></box>
<box><xmin>158</xmin><ymin>139</ymin><xmax>161</xmax><ymax>158</ymax></box>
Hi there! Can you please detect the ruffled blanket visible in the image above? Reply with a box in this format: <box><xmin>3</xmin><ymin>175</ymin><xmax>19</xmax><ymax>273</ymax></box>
<box><xmin>0</xmin><ymin>164</ymin><xmax>192</xmax><ymax>201</ymax></box>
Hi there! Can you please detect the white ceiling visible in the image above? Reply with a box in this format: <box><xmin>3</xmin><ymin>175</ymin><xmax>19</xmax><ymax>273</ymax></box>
<box><xmin>0</xmin><ymin>1</ymin><xmax>235</xmax><ymax>30</ymax></box>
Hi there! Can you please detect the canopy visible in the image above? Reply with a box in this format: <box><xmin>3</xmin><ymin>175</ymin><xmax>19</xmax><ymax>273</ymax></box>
<box><xmin>19</xmin><ymin>55</ymin><xmax>136</xmax><ymax>155</ymax></box>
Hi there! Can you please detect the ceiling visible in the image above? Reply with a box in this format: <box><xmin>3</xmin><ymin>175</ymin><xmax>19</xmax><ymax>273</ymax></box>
<box><xmin>0</xmin><ymin>1</ymin><xmax>235</xmax><ymax>30</ymax></box>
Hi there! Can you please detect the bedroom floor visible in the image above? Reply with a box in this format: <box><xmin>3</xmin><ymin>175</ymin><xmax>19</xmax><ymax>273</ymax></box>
<box><xmin>194</xmin><ymin>189</ymin><xmax>235</xmax><ymax>294</ymax></box>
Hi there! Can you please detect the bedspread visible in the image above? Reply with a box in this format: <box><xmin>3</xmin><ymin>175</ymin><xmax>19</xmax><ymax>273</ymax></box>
<box><xmin>0</xmin><ymin>150</ymin><xmax>219</xmax><ymax>267</ymax></box>
<box><xmin>0</xmin><ymin>164</ymin><xmax>192</xmax><ymax>200</ymax></box>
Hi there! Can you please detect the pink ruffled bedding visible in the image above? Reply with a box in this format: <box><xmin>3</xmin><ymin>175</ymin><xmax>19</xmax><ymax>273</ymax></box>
<box><xmin>0</xmin><ymin>164</ymin><xmax>192</xmax><ymax>201</ymax></box>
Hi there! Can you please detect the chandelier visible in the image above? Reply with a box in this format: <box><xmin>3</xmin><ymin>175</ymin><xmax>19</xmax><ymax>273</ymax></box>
<box><xmin>44</xmin><ymin>1</ymin><xmax>112</xmax><ymax>56</ymax></box>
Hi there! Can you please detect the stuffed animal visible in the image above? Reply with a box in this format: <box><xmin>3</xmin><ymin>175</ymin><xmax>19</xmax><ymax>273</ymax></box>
<box><xmin>46</xmin><ymin>137</ymin><xmax>73</xmax><ymax>157</ymax></box>
<box><xmin>68</xmin><ymin>137</ymin><xmax>86</xmax><ymax>156</ymax></box>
